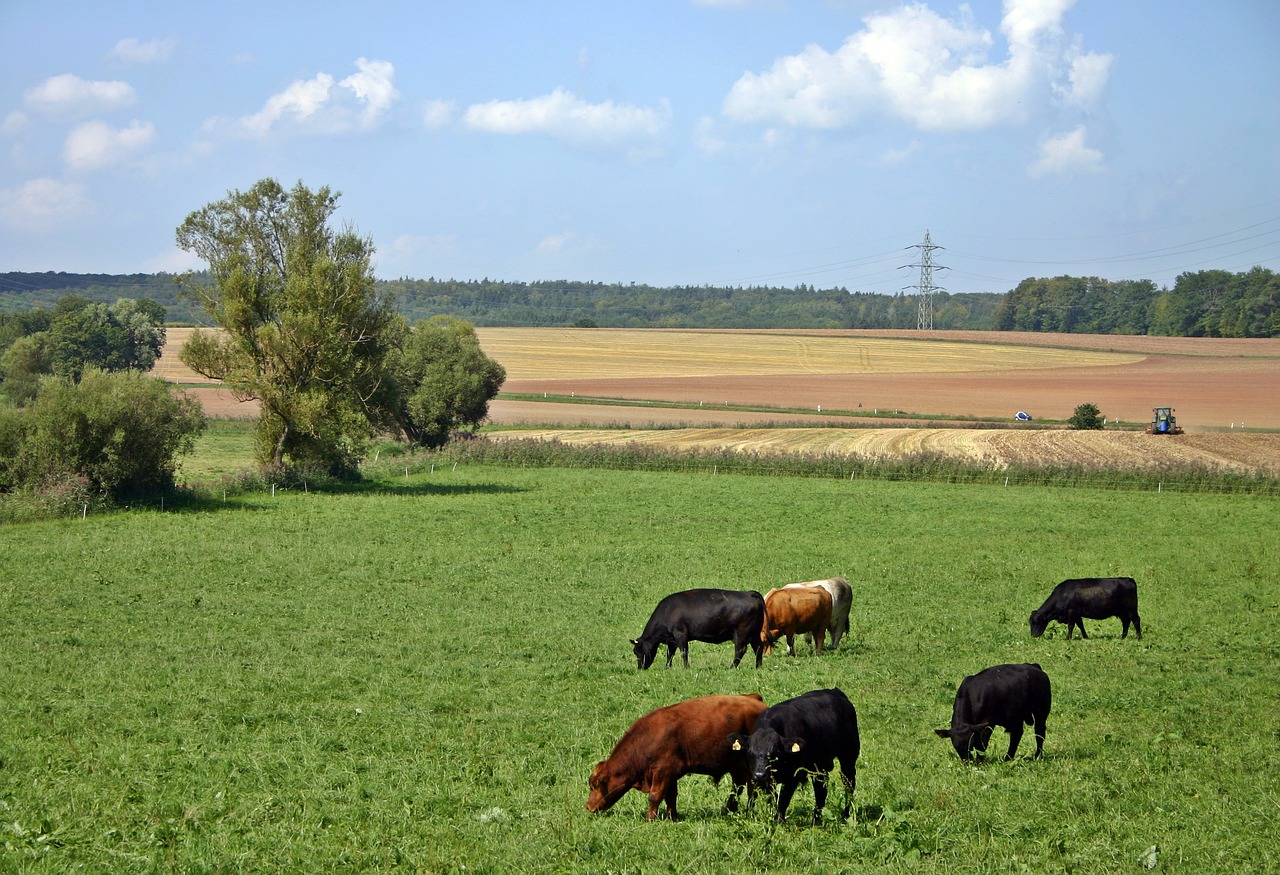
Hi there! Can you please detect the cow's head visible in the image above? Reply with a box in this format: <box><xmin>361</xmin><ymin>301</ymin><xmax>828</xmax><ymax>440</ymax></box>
<box><xmin>934</xmin><ymin>722</ymin><xmax>994</xmax><ymax>761</ymax></box>
<box><xmin>631</xmin><ymin>637</ymin><xmax>657</xmax><ymax>670</ymax></box>
<box><xmin>585</xmin><ymin>760</ymin><xmax>627</xmax><ymax>813</ymax></box>
<box><xmin>1028</xmin><ymin>610</ymin><xmax>1049</xmax><ymax>638</ymax></box>
<box><xmin>729</xmin><ymin>728</ymin><xmax>804</xmax><ymax>788</ymax></box>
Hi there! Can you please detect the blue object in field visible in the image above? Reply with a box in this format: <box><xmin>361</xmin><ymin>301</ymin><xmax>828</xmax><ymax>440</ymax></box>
<box><xmin>1158</xmin><ymin>421</ymin><xmax>1168</xmax><ymax>433</ymax></box>
<box><xmin>1015</xmin><ymin>411</ymin><xmax>1031</xmax><ymax>421</ymax></box>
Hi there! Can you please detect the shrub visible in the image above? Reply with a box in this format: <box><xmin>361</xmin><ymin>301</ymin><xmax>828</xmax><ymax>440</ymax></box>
<box><xmin>1067</xmin><ymin>402</ymin><xmax>1105</xmax><ymax>430</ymax></box>
<box><xmin>7</xmin><ymin>368</ymin><xmax>206</xmax><ymax>501</ymax></box>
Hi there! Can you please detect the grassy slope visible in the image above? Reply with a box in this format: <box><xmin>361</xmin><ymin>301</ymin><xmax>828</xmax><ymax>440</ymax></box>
<box><xmin>1</xmin><ymin>465</ymin><xmax>1276</xmax><ymax>873</ymax></box>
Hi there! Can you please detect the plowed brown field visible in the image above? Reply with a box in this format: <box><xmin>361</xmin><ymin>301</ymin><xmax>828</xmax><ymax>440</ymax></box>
<box><xmin>157</xmin><ymin>326</ymin><xmax>1280</xmax><ymax>474</ymax></box>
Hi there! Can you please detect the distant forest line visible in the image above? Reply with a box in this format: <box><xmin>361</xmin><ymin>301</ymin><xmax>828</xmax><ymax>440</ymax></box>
<box><xmin>0</xmin><ymin>267</ymin><xmax>1276</xmax><ymax>336</ymax></box>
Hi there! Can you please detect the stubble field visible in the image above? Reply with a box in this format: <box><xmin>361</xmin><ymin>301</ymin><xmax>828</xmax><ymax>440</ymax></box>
<box><xmin>157</xmin><ymin>327</ymin><xmax>1280</xmax><ymax>475</ymax></box>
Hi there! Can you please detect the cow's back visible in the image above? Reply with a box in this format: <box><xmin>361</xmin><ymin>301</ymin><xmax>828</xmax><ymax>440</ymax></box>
<box><xmin>612</xmin><ymin>693</ymin><xmax>767</xmax><ymax>774</ymax></box>
<box><xmin>956</xmin><ymin>663</ymin><xmax>1050</xmax><ymax>725</ymax></box>
<box><xmin>759</xmin><ymin>688</ymin><xmax>859</xmax><ymax>760</ymax></box>
<box><xmin>764</xmin><ymin>586</ymin><xmax>832</xmax><ymax>630</ymax></box>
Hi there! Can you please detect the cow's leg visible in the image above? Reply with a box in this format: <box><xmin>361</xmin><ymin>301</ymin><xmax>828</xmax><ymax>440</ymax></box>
<box><xmin>1076</xmin><ymin>619</ymin><xmax>1088</xmax><ymax>639</ymax></box>
<box><xmin>752</xmin><ymin>638</ymin><xmax>764</xmax><ymax>668</ymax></box>
<box><xmin>814</xmin><ymin>628</ymin><xmax>825</xmax><ymax>655</ymax></box>
<box><xmin>836</xmin><ymin>760</ymin><xmax>856</xmax><ymax>820</ymax></box>
<box><xmin>678</xmin><ymin>637</ymin><xmax>691</xmax><ymax>668</ymax></box>
<box><xmin>664</xmin><ymin>643</ymin><xmax>676</xmax><ymax>668</ymax></box>
<box><xmin>1032</xmin><ymin>712</ymin><xmax>1047</xmax><ymax>758</ymax></box>
<box><xmin>1005</xmin><ymin>723</ymin><xmax>1024</xmax><ymax>760</ymax></box>
<box><xmin>785</xmin><ymin>633</ymin><xmax>796</xmax><ymax>657</ymax></box>
<box><xmin>730</xmin><ymin>635</ymin><xmax>747</xmax><ymax>668</ymax></box>
<box><xmin>1132</xmin><ymin>612</ymin><xmax>1142</xmax><ymax>640</ymax></box>
<box><xmin>662</xmin><ymin>780</ymin><xmax>681</xmax><ymax>821</ymax></box>
<box><xmin>774</xmin><ymin>780</ymin><xmax>799</xmax><ymax>823</ymax></box>
<box><xmin>810</xmin><ymin>772</ymin><xmax>828</xmax><ymax>824</ymax></box>
<box><xmin>725</xmin><ymin>773</ymin><xmax>748</xmax><ymax>813</ymax></box>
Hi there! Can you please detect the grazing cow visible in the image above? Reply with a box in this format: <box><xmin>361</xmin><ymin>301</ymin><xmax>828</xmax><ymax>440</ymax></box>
<box><xmin>784</xmin><ymin>577</ymin><xmax>853</xmax><ymax>648</ymax></box>
<box><xmin>632</xmin><ymin>589</ymin><xmax>766</xmax><ymax>669</ymax></box>
<box><xmin>762</xmin><ymin>586</ymin><xmax>832</xmax><ymax>656</ymax></box>
<box><xmin>587</xmin><ymin>694</ymin><xmax>768</xmax><ymax>820</ymax></box>
<box><xmin>935</xmin><ymin>663</ymin><xmax>1051</xmax><ymax>762</ymax></box>
<box><xmin>729</xmin><ymin>688</ymin><xmax>860</xmax><ymax>824</ymax></box>
<box><xmin>1029</xmin><ymin>577</ymin><xmax>1142</xmax><ymax>640</ymax></box>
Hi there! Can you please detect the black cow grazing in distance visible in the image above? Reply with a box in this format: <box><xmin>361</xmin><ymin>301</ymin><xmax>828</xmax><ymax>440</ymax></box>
<box><xmin>1030</xmin><ymin>577</ymin><xmax>1142</xmax><ymax>640</ymax></box>
<box><xmin>935</xmin><ymin>663</ymin><xmax>1051</xmax><ymax>762</ymax></box>
<box><xmin>632</xmin><ymin>589</ymin><xmax>766</xmax><ymax>669</ymax></box>
<box><xmin>729</xmin><ymin>688</ymin><xmax>860</xmax><ymax>823</ymax></box>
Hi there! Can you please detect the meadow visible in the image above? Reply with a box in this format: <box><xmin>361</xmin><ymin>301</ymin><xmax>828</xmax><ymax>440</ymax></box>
<box><xmin>2</xmin><ymin>454</ymin><xmax>1277</xmax><ymax>873</ymax></box>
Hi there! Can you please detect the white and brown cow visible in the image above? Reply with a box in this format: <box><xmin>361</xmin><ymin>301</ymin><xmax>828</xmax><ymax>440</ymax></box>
<box><xmin>783</xmin><ymin>577</ymin><xmax>852</xmax><ymax>648</ymax></box>
<box><xmin>761</xmin><ymin>586</ymin><xmax>832</xmax><ymax>656</ymax></box>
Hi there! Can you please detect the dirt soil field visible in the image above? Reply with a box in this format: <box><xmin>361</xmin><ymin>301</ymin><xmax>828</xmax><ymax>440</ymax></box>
<box><xmin>158</xmin><ymin>327</ymin><xmax>1280</xmax><ymax>474</ymax></box>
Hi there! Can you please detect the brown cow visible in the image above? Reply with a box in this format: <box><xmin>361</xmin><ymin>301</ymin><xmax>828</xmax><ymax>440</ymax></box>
<box><xmin>762</xmin><ymin>586</ymin><xmax>832</xmax><ymax>656</ymax></box>
<box><xmin>586</xmin><ymin>693</ymin><xmax>768</xmax><ymax>820</ymax></box>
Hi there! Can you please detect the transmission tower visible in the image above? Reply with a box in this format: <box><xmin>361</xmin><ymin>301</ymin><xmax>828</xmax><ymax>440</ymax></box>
<box><xmin>901</xmin><ymin>230</ymin><xmax>948</xmax><ymax>330</ymax></box>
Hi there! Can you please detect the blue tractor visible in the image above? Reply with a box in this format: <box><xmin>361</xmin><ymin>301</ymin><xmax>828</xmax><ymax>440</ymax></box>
<box><xmin>1146</xmin><ymin>406</ymin><xmax>1183</xmax><ymax>435</ymax></box>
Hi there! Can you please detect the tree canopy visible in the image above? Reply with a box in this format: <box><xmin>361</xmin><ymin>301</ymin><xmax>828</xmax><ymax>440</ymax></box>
<box><xmin>0</xmin><ymin>296</ymin><xmax>165</xmax><ymax>405</ymax></box>
<box><xmin>176</xmin><ymin>179</ymin><xmax>404</xmax><ymax>474</ymax></box>
<box><xmin>384</xmin><ymin>316</ymin><xmax>506</xmax><ymax>447</ymax></box>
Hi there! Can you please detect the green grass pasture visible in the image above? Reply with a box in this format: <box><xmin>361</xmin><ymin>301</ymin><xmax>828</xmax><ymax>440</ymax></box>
<box><xmin>1</xmin><ymin>466</ymin><xmax>1276</xmax><ymax>872</ymax></box>
<box><xmin>178</xmin><ymin>419</ymin><xmax>257</xmax><ymax>482</ymax></box>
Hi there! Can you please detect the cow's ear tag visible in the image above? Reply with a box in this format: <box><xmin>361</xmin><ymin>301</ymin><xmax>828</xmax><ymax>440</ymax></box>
<box><xmin>790</xmin><ymin>742</ymin><xmax>801</xmax><ymax>753</ymax></box>
<box><xmin>732</xmin><ymin>740</ymin><xmax>742</xmax><ymax>751</ymax></box>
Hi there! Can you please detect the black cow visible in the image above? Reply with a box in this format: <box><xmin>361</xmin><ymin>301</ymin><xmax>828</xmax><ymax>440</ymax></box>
<box><xmin>935</xmin><ymin>663</ymin><xmax>1051</xmax><ymax>761</ymax></box>
<box><xmin>728</xmin><ymin>688</ymin><xmax>859</xmax><ymax>823</ymax></box>
<box><xmin>1029</xmin><ymin>577</ymin><xmax>1142</xmax><ymax>640</ymax></box>
<box><xmin>632</xmin><ymin>589</ymin><xmax>766</xmax><ymax>669</ymax></box>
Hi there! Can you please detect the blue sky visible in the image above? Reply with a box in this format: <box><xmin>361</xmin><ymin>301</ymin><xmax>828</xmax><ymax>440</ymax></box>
<box><xmin>2</xmin><ymin>0</ymin><xmax>1278</xmax><ymax>296</ymax></box>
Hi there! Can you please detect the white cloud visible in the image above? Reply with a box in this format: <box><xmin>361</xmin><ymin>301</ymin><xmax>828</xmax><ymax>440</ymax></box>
<box><xmin>145</xmin><ymin>247</ymin><xmax>206</xmax><ymax>274</ymax></box>
<box><xmin>1061</xmin><ymin>49</ymin><xmax>1111</xmax><ymax>107</ymax></box>
<box><xmin>0</xmin><ymin>178</ymin><xmax>93</xmax><ymax>229</ymax></box>
<box><xmin>536</xmin><ymin>230</ymin><xmax>577</xmax><ymax>253</ymax></box>
<box><xmin>340</xmin><ymin>57</ymin><xmax>399</xmax><ymax>126</ymax></box>
<box><xmin>108</xmin><ymin>37</ymin><xmax>177</xmax><ymax>64</ymax></box>
<box><xmin>881</xmin><ymin>139</ymin><xmax>922</xmax><ymax>165</ymax></box>
<box><xmin>463</xmin><ymin>88</ymin><xmax>671</xmax><ymax>155</ymax></box>
<box><xmin>385</xmin><ymin>232</ymin><xmax>457</xmax><ymax>261</ymax></box>
<box><xmin>3</xmin><ymin>110</ymin><xmax>29</xmax><ymax>136</ymax></box>
<box><xmin>24</xmin><ymin>74</ymin><xmax>136</xmax><ymax>117</ymax></box>
<box><xmin>723</xmin><ymin>0</ymin><xmax>1111</xmax><ymax>132</ymax></box>
<box><xmin>64</xmin><ymin>119</ymin><xmax>156</xmax><ymax>170</ymax></box>
<box><xmin>423</xmin><ymin>99</ymin><xmax>456</xmax><ymax>129</ymax></box>
<box><xmin>209</xmin><ymin>58</ymin><xmax>398</xmax><ymax>137</ymax></box>
<box><xmin>1029</xmin><ymin>125</ymin><xmax>1103</xmax><ymax>176</ymax></box>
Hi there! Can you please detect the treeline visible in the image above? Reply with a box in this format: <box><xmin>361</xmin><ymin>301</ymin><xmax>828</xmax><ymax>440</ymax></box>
<box><xmin>380</xmin><ymin>278</ymin><xmax>1002</xmax><ymax>329</ymax></box>
<box><xmin>994</xmin><ymin>268</ymin><xmax>1279</xmax><ymax>337</ymax></box>
<box><xmin>2</xmin><ymin>267</ymin><xmax>1276</xmax><ymax>335</ymax></box>
<box><xmin>0</xmin><ymin>272</ymin><xmax>1001</xmax><ymax>330</ymax></box>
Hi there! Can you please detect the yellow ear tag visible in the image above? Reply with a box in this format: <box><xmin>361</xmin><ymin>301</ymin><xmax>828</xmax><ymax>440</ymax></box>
<box><xmin>732</xmin><ymin>740</ymin><xmax>742</xmax><ymax>751</ymax></box>
<box><xmin>790</xmin><ymin>742</ymin><xmax>801</xmax><ymax>753</ymax></box>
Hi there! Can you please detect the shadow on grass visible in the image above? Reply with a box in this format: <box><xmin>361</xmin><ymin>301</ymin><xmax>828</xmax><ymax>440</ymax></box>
<box><xmin>113</xmin><ymin>478</ymin><xmax>528</xmax><ymax>517</ymax></box>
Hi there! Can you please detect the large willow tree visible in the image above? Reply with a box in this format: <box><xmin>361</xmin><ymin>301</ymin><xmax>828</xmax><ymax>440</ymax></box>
<box><xmin>176</xmin><ymin>179</ymin><xmax>403</xmax><ymax>475</ymax></box>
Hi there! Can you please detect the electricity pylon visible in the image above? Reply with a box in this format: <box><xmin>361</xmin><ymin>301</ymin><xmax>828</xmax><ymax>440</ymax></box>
<box><xmin>901</xmin><ymin>230</ymin><xmax>948</xmax><ymax>330</ymax></box>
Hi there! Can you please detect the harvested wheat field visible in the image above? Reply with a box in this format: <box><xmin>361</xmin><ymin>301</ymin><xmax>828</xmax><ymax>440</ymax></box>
<box><xmin>486</xmin><ymin>427</ymin><xmax>1280</xmax><ymax>476</ymax></box>
<box><xmin>157</xmin><ymin>326</ymin><xmax>1280</xmax><ymax>473</ymax></box>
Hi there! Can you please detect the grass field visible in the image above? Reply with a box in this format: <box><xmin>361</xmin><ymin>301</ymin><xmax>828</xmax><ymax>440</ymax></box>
<box><xmin>2</xmin><ymin>457</ymin><xmax>1276</xmax><ymax>873</ymax></box>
